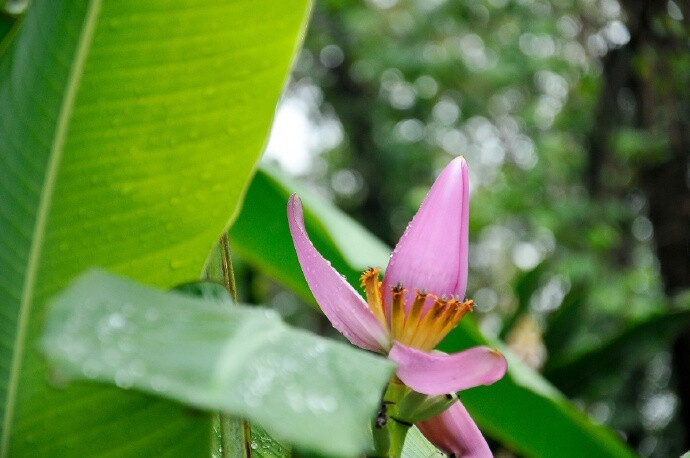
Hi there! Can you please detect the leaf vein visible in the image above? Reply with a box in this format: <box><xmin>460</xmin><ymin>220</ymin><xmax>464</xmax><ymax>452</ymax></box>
<box><xmin>0</xmin><ymin>1</ymin><xmax>103</xmax><ymax>454</ymax></box>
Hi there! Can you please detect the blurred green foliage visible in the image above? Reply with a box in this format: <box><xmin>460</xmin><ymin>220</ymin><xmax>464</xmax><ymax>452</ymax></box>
<box><xmin>6</xmin><ymin>0</ymin><xmax>685</xmax><ymax>455</ymax></box>
<box><xmin>261</xmin><ymin>0</ymin><xmax>690</xmax><ymax>456</ymax></box>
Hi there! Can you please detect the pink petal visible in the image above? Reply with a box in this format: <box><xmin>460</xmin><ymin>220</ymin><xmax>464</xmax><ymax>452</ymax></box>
<box><xmin>287</xmin><ymin>194</ymin><xmax>389</xmax><ymax>352</ymax></box>
<box><xmin>389</xmin><ymin>342</ymin><xmax>506</xmax><ymax>395</ymax></box>
<box><xmin>382</xmin><ymin>157</ymin><xmax>470</xmax><ymax>315</ymax></box>
<box><xmin>416</xmin><ymin>400</ymin><xmax>492</xmax><ymax>458</ymax></box>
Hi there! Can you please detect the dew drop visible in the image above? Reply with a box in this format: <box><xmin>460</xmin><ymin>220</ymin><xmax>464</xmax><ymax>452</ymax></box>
<box><xmin>321</xmin><ymin>396</ymin><xmax>338</xmax><ymax>412</ymax></box>
<box><xmin>119</xmin><ymin>184</ymin><xmax>134</xmax><ymax>196</ymax></box>
<box><xmin>285</xmin><ymin>387</ymin><xmax>305</xmax><ymax>413</ymax></box>
<box><xmin>114</xmin><ymin>369</ymin><xmax>134</xmax><ymax>389</ymax></box>
<box><xmin>108</xmin><ymin>313</ymin><xmax>126</xmax><ymax>330</ymax></box>
<box><xmin>150</xmin><ymin>376</ymin><xmax>170</xmax><ymax>393</ymax></box>
<box><xmin>250</xmin><ymin>441</ymin><xmax>258</xmax><ymax>450</ymax></box>
<box><xmin>194</xmin><ymin>191</ymin><xmax>209</xmax><ymax>202</ymax></box>
<box><xmin>81</xmin><ymin>360</ymin><xmax>101</xmax><ymax>378</ymax></box>
<box><xmin>117</xmin><ymin>336</ymin><xmax>135</xmax><ymax>353</ymax></box>
<box><xmin>144</xmin><ymin>308</ymin><xmax>161</xmax><ymax>321</ymax></box>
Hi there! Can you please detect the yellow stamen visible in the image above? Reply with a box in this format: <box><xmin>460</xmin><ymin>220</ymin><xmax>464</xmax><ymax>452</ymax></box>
<box><xmin>417</xmin><ymin>298</ymin><xmax>459</xmax><ymax>350</ymax></box>
<box><xmin>360</xmin><ymin>268</ymin><xmax>387</xmax><ymax>327</ymax></box>
<box><xmin>358</xmin><ymin>268</ymin><xmax>476</xmax><ymax>352</ymax></box>
<box><xmin>400</xmin><ymin>290</ymin><xmax>427</xmax><ymax>343</ymax></box>
<box><xmin>427</xmin><ymin>299</ymin><xmax>475</xmax><ymax>349</ymax></box>
<box><xmin>391</xmin><ymin>284</ymin><xmax>406</xmax><ymax>339</ymax></box>
<box><xmin>420</xmin><ymin>299</ymin><xmax>458</xmax><ymax>349</ymax></box>
<box><xmin>408</xmin><ymin>298</ymin><xmax>447</xmax><ymax>350</ymax></box>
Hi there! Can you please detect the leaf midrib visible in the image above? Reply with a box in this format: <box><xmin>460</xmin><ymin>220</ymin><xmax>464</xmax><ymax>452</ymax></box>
<box><xmin>0</xmin><ymin>1</ymin><xmax>103</xmax><ymax>454</ymax></box>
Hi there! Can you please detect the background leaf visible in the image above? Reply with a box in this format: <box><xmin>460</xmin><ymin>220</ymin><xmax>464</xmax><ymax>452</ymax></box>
<box><xmin>440</xmin><ymin>323</ymin><xmax>635</xmax><ymax>458</ymax></box>
<box><xmin>544</xmin><ymin>310</ymin><xmax>690</xmax><ymax>396</ymax></box>
<box><xmin>42</xmin><ymin>270</ymin><xmax>394</xmax><ymax>457</ymax></box>
<box><xmin>0</xmin><ymin>0</ymin><xmax>309</xmax><ymax>454</ymax></box>
<box><xmin>230</xmin><ymin>164</ymin><xmax>636</xmax><ymax>458</ymax></box>
<box><xmin>229</xmin><ymin>163</ymin><xmax>390</xmax><ymax>303</ymax></box>
<box><xmin>250</xmin><ymin>424</ymin><xmax>291</xmax><ymax>458</ymax></box>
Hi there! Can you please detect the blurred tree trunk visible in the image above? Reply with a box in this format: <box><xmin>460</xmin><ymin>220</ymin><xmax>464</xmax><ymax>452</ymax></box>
<box><xmin>590</xmin><ymin>0</ymin><xmax>690</xmax><ymax>446</ymax></box>
<box><xmin>627</xmin><ymin>1</ymin><xmax>690</xmax><ymax>447</ymax></box>
<box><xmin>313</xmin><ymin>9</ymin><xmax>395</xmax><ymax>245</ymax></box>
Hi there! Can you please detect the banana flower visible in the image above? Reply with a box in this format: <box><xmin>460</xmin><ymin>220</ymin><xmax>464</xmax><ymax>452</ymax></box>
<box><xmin>288</xmin><ymin>157</ymin><xmax>506</xmax><ymax>457</ymax></box>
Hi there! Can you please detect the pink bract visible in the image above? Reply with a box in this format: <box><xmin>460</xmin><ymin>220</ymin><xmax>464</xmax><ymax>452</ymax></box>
<box><xmin>388</xmin><ymin>342</ymin><xmax>506</xmax><ymax>396</ymax></box>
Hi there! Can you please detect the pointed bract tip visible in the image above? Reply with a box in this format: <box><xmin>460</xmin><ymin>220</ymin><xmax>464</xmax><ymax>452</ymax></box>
<box><xmin>450</xmin><ymin>155</ymin><xmax>467</xmax><ymax>169</ymax></box>
<box><xmin>381</xmin><ymin>150</ymin><xmax>471</xmax><ymax>311</ymax></box>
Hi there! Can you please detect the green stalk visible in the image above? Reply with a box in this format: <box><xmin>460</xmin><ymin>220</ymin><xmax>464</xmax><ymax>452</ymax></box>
<box><xmin>219</xmin><ymin>233</ymin><xmax>238</xmax><ymax>302</ymax></box>
<box><xmin>387</xmin><ymin>418</ymin><xmax>411</xmax><ymax>458</ymax></box>
<box><xmin>371</xmin><ymin>381</ymin><xmax>412</xmax><ymax>457</ymax></box>
<box><xmin>221</xmin><ymin>417</ymin><xmax>251</xmax><ymax>458</ymax></box>
<box><xmin>218</xmin><ymin>233</ymin><xmax>252</xmax><ymax>457</ymax></box>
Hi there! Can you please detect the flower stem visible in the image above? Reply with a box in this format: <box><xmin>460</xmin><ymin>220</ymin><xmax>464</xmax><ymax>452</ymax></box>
<box><xmin>217</xmin><ymin>233</ymin><xmax>251</xmax><ymax>457</ymax></box>
<box><xmin>387</xmin><ymin>418</ymin><xmax>411</xmax><ymax>458</ymax></box>
<box><xmin>371</xmin><ymin>381</ymin><xmax>412</xmax><ymax>457</ymax></box>
<box><xmin>220</xmin><ymin>416</ymin><xmax>252</xmax><ymax>458</ymax></box>
<box><xmin>219</xmin><ymin>232</ymin><xmax>237</xmax><ymax>302</ymax></box>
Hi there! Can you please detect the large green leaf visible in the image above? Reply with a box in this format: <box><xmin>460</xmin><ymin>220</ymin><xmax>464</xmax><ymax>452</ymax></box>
<box><xmin>0</xmin><ymin>1</ymin><xmax>309</xmax><ymax>455</ymax></box>
<box><xmin>42</xmin><ymin>270</ymin><xmax>394</xmax><ymax>457</ymax></box>
<box><xmin>230</xmin><ymin>164</ymin><xmax>636</xmax><ymax>458</ymax></box>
